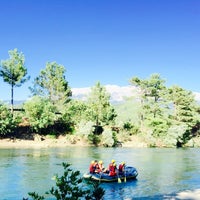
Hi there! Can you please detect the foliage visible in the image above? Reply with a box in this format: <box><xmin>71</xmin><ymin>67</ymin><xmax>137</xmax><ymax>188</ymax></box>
<box><xmin>123</xmin><ymin>121</ymin><xmax>133</xmax><ymax>131</ymax></box>
<box><xmin>148</xmin><ymin>117</ymin><xmax>170</xmax><ymax>137</ymax></box>
<box><xmin>130</xmin><ymin>74</ymin><xmax>169</xmax><ymax>136</ymax></box>
<box><xmin>164</xmin><ymin>124</ymin><xmax>188</xmax><ymax>147</ymax></box>
<box><xmin>130</xmin><ymin>73</ymin><xmax>167</xmax><ymax>120</ymax></box>
<box><xmin>74</xmin><ymin>120</ymin><xmax>101</xmax><ymax>145</ymax></box>
<box><xmin>23</xmin><ymin>96</ymin><xmax>57</xmax><ymax>133</ymax></box>
<box><xmin>168</xmin><ymin>85</ymin><xmax>199</xmax><ymax>127</ymax></box>
<box><xmin>130</xmin><ymin>74</ymin><xmax>166</xmax><ymax>131</ymax></box>
<box><xmin>129</xmin><ymin>73</ymin><xmax>200</xmax><ymax>146</ymax></box>
<box><xmin>88</xmin><ymin>133</ymin><xmax>101</xmax><ymax>146</ymax></box>
<box><xmin>101</xmin><ymin>128</ymin><xmax>114</xmax><ymax>147</ymax></box>
<box><xmin>0</xmin><ymin>48</ymin><xmax>30</xmax><ymax>111</ymax></box>
<box><xmin>1</xmin><ymin>58</ymin><xmax>200</xmax><ymax>147</ymax></box>
<box><xmin>114</xmin><ymin>98</ymin><xmax>141</xmax><ymax>126</ymax></box>
<box><xmin>76</xmin><ymin>121</ymin><xmax>94</xmax><ymax>137</ymax></box>
<box><xmin>122</xmin><ymin>121</ymin><xmax>139</xmax><ymax>136</ymax></box>
<box><xmin>29</xmin><ymin>62</ymin><xmax>72</xmax><ymax>111</ymax></box>
<box><xmin>86</xmin><ymin>82</ymin><xmax>117</xmax><ymax>126</ymax></box>
<box><xmin>63</xmin><ymin>100</ymin><xmax>88</xmax><ymax>125</ymax></box>
<box><xmin>0</xmin><ymin>103</ymin><xmax>17</xmax><ymax>135</ymax></box>
<box><xmin>27</xmin><ymin>162</ymin><xmax>105</xmax><ymax>200</ymax></box>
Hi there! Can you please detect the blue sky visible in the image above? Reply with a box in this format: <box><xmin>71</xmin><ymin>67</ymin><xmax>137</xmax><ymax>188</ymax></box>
<box><xmin>0</xmin><ymin>0</ymin><xmax>200</xmax><ymax>101</ymax></box>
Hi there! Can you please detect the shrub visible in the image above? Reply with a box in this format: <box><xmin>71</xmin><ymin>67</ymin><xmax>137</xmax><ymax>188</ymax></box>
<box><xmin>101</xmin><ymin>128</ymin><xmax>114</xmax><ymax>147</ymax></box>
<box><xmin>23</xmin><ymin>96</ymin><xmax>57</xmax><ymax>133</ymax></box>
<box><xmin>0</xmin><ymin>103</ymin><xmax>17</xmax><ymax>135</ymax></box>
<box><xmin>164</xmin><ymin>124</ymin><xmax>188</xmax><ymax>147</ymax></box>
<box><xmin>26</xmin><ymin>162</ymin><xmax>105</xmax><ymax>200</ymax></box>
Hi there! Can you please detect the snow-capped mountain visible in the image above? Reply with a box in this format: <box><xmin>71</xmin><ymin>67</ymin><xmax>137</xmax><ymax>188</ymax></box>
<box><xmin>72</xmin><ymin>85</ymin><xmax>200</xmax><ymax>103</ymax></box>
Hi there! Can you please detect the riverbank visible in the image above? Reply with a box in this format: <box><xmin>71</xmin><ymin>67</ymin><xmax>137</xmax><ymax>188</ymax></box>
<box><xmin>1</xmin><ymin>134</ymin><xmax>200</xmax><ymax>149</ymax></box>
<box><xmin>0</xmin><ymin>136</ymin><xmax>88</xmax><ymax>149</ymax></box>
<box><xmin>0</xmin><ymin>134</ymin><xmax>148</xmax><ymax>148</ymax></box>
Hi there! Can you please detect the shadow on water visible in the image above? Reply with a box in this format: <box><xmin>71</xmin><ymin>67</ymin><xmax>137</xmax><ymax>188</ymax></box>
<box><xmin>101</xmin><ymin>179</ymin><xmax>139</xmax><ymax>199</ymax></box>
<box><xmin>102</xmin><ymin>179</ymin><xmax>200</xmax><ymax>200</ymax></box>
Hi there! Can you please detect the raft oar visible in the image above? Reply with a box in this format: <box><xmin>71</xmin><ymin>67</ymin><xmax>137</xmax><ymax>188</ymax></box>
<box><xmin>117</xmin><ymin>172</ymin><xmax>121</xmax><ymax>183</ymax></box>
<box><xmin>124</xmin><ymin>169</ymin><xmax>126</xmax><ymax>183</ymax></box>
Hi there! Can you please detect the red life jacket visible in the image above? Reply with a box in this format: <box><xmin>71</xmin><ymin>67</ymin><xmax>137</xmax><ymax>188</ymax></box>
<box><xmin>95</xmin><ymin>163</ymin><xmax>100</xmax><ymax>173</ymax></box>
<box><xmin>89</xmin><ymin>163</ymin><xmax>95</xmax><ymax>173</ymax></box>
<box><xmin>109</xmin><ymin>163</ymin><xmax>117</xmax><ymax>176</ymax></box>
<box><xmin>118</xmin><ymin>164</ymin><xmax>124</xmax><ymax>172</ymax></box>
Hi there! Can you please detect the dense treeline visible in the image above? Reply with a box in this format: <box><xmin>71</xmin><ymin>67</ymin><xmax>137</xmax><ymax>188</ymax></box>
<box><xmin>1</xmin><ymin>48</ymin><xmax>200</xmax><ymax>148</ymax></box>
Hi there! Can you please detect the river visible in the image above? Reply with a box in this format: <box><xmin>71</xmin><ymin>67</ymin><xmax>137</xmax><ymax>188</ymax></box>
<box><xmin>0</xmin><ymin>147</ymin><xmax>200</xmax><ymax>199</ymax></box>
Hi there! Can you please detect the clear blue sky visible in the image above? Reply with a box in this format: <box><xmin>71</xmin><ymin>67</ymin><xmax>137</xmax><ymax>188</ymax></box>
<box><xmin>0</xmin><ymin>0</ymin><xmax>200</xmax><ymax>100</ymax></box>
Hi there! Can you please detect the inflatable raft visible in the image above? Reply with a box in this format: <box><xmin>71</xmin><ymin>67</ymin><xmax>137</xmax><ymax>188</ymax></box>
<box><xmin>83</xmin><ymin>166</ymin><xmax>138</xmax><ymax>182</ymax></box>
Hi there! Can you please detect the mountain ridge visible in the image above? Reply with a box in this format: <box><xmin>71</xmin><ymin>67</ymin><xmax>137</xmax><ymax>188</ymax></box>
<box><xmin>2</xmin><ymin>85</ymin><xmax>200</xmax><ymax>104</ymax></box>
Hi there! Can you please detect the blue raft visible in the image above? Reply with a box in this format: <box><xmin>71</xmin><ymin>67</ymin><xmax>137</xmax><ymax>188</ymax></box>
<box><xmin>83</xmin><ymin>166</ymin><xmax>138</xmax><ymax>182</ymax></box>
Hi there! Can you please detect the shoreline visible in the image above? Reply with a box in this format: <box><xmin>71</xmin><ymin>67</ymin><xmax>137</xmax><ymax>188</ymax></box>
<box><xmin>0</xmin><ymin>139</ymin><xmax>91</xmax><ymax>149</ymax></box>
<box><xmin>1</xmin><ymin>135</ymin><xmax>200</xmax><ymax>149</ymax></box>
<box><xmin>0</xmin><ymin>135</ymin><xmax>148</xmax><ymax>149</ymax></box>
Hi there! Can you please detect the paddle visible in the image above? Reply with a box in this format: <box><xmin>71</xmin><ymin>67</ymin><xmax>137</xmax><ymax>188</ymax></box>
<box><xmin>117</xmin><ymin>171</ymin><xmax>121</xmax><ymax>183</ymax></box>
<box><xmin>124</xmin><ymin>167</ymin><xmax>126</xmax><ymax>183</ymax></box>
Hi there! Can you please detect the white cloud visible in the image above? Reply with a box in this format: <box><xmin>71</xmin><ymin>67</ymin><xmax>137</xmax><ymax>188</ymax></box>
<box><xmin>105</xmin><ymin>85</ymin><xmax>137</xmax><ymax>102</ymax></box>
<box><xmin>193</xmin><ymin>92</ymin><xmax>200</xmax><ymax>102</ymax></box>
<box><xmin>71</xmin><ymin>87</ymin><xmax>90</xmax><ymax>101</ymax></box>
<box><xmin>72</xmin><ymin>85</ymin><xmax>137</xmax><ymax>102</ymax></box>
<box><xmin>72</xmin><ymin>85</ymin><xmax>200</xmax><ymax>103</ymax></box>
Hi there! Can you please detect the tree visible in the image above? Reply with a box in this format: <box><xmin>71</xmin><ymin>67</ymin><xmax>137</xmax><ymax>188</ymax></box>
<box><xmin>130</xmin><ymin>73</ymin><xmax>166</xmax><ymax>119</ymax></box>
<box><xmin>23</xmin><ymin>96</ymin><xmax>57</xmax><ymax>133</ymax></box>
<box><xmin>130</xmin><ymin>74</ymin><xmax>169</xmax><ymax>137</ymax></box>
<box><xmin>0</xmin><ymin>48</ymin><xmax>30</xmax><ymax>112</ymax></box>
<box><xmin>63</xmin><ymin>99</ymin><xmax>88</xmax><ymax>125</ymax></box>
<box><xmin>86</xmin><ymin>82</ymin><xmax>117</xmax><ymax>126</ymax></box>
<box><xmin>167</xmin><ymin>86</ymin><xmax>199</xmax><ymax>146</ymax></box>
<box><xmin>29</xmin><ymin>62</ymin><xmax>72</xmax><ymax>111</ymax></box>
<box><xmin>168</xmin><ymin>86</ymin><xmax>198</xmax><ymax>126</ymax></box>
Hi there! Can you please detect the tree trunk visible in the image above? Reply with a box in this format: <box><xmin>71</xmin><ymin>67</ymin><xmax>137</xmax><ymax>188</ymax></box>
<box><xmin>11</xmin><ymin>84</ymin><xmax>14</xmax><ymax>114</ymax></box>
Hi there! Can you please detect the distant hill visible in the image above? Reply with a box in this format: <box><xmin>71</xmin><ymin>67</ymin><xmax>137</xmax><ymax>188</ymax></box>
<box><xmin>1</xmin><ymin>100</ymin><xmax>25</xmax><ymax>106</ymax></box>
<box><xmin>72</xmin><ymin>85</ymin><xmax>200</xmax><ymax>103</ymax></box>
<box><xmin>2</xmin><ymin>85</ymin><xmax>200</xmax><ymax>105</ymax></box>
<box><xmin>72</xmin><ymin>85</ymin><xmax>138</xmax><ymax>103</ymax></box>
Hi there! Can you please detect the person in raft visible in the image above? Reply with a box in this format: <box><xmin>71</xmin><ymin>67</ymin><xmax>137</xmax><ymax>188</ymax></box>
<box><xmin>98</xmin><ymin>160</ymin><xmax>108</xmax><ymax>173</ymax></box>
<box><xmin>108</xmin><ymin>159</ymin><xmax>117</xmax><ymax>176</ymax></box>
<box><xmin>118</xmin><ymin>161</ymin><xmax>126</xmax><ymax>175</ymax></box>
<box><xmin>89</xmin><ymin>160</ymin><xmax>99</xmax><ymax>173</ymax></box>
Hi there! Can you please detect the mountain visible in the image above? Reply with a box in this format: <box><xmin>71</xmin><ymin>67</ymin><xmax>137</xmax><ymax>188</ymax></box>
<box><xmin>72</xmin><ymin>85</ymin><xmax>200</xmax><ymax>103</ymax></box>
<box><xmin>1</xmin><ymin>100</ymin><xmax>25</xmax><ymax>106</ymax></box>
<box><xmin>2</xmin><ymin>85</ymin><xmax>200</xmax><ymax>105</ymax></box>
<box><xmin>72</xmin><ymin>85</ymin><xmax>138</xmax><ymax>103</ymax></box>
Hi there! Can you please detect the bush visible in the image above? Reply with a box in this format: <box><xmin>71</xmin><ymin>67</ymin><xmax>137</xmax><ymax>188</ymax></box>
<box><xmin>88</xmin><ymin>133</ymin><xmax>101</xmax><ymax>146</ymax></box>
<box><xmin>164</xmin><ymin>124</ymin><xmax>188</xmax><ymax>147</ymax></box>
<box><xmin>0</xmin><ymin>103</ymin><xmax>17</xmax><ymax>135</ymax></box>
<box><xmin>75</xmin><ymin>121</ymin><xmax>102</xmax><ymax>145</ymax></box>
<box><xmin>101</xmin><ymin>128</ymin><xmax>114</xmax><ymax>147</ymax></box>
<box><xmin>76</xmin><ymin>121</ymin><xmax>94</xmax><ymax>137</ymax></box>
<box><xmin>23</xmin><ymin>96</ymin><xmax>57</xmax><ymax>133</ymax></box>
<box><xmin>26</xmin><ymin>162</ymin><xmax>105</xmax><ymax>200</ymax></box>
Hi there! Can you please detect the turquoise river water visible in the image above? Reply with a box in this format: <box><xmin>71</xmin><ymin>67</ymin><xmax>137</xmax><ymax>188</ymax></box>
<box><xmin>0</xmin><ymin>147</ymin><xmax>200</xmax><ymax>199</ymax></box>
